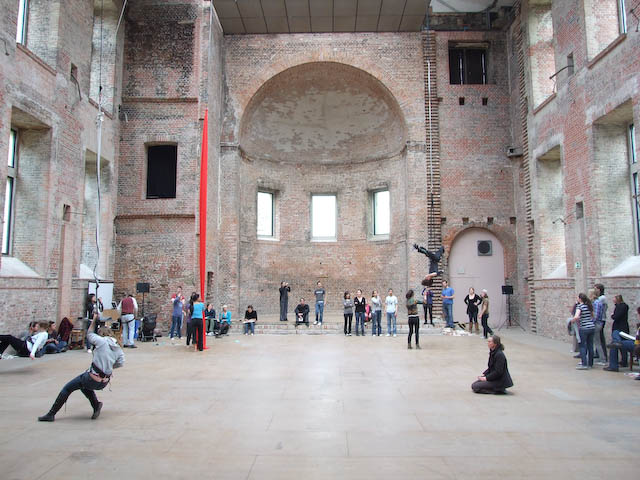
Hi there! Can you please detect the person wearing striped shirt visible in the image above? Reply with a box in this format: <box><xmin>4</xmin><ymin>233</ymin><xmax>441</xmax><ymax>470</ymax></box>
<box><xmin>573</xmin><ymin>293</ymin><xmax>595</xmax><ymax>370</ymax></box>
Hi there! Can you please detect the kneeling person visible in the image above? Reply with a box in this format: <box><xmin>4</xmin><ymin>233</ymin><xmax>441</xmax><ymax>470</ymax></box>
<box><xmin>471</xmin><ymin>335</ymin><xmax>513</xmax><ymax>394</ymax></box>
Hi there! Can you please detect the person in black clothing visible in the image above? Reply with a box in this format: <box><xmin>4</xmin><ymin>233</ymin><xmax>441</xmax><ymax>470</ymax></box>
<box><xmin>471</xmin><ymin>335</ymin><xmax>513</xmax><ymax>394</ymax></box>
<box><xmin>603</xmin><ymin>295</ymin><xmax>631</xmax><ymax>371</ymax></box>
<box><xmin>295</xmin><ymin>298</ymin><xmax>310</xmax><ymax>327</ymax></box>
<box><xmin>422</xmin><ymin>287</ymin><xmax>434</xmax><ymax>326</ymax></box>
<box><xmin>414</xmin><ymin>244</ymin><xmax>444</xmax><ymax>286</ymax></box>
<box><xmin>406</xmin><ymin>290</ymin><xmax>424</xmax><ymax>349</ymax></box>
<box><xmin>186</xmin><ymin>292</ymin><xmax>197</xmax><ymax>346</ymax></box>
<box><xmin>205</xmin><ymin>303</ymin><xmax>217</xmax><ymax>336</ymax></box>
<box><xmin>464</xmin><ymin>287</ymin><xmax>482</xmax><ymax>333</ymax></box>
<box><xmin>279</xmin><ymin>282</ymin><xmax>291</xmax><ymax>322</ymax></box>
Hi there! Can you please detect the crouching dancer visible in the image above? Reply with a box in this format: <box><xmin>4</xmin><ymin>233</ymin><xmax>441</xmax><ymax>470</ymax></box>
<box><xmin>38</xmin><ymin>328</ymin><xmax>125</xmax><ymax>422</ymax></box>
<box><xmin>471</xmin><ymin>335</ymin><xmax>513</xmax><ymax>394</ymax></box>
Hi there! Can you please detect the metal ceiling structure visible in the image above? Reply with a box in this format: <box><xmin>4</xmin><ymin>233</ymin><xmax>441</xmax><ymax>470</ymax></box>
<box><xmin>213</xmin><ymin>0</ymin><xmax>516</xmax><ymax>34</ymax></box>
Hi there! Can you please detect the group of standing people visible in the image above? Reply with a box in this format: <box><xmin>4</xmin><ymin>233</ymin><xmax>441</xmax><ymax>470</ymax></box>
<box><xmin>571</xmin><ymin>283</ymin><xmax>640</xmax><ymax>377</ymax></box>
<box><xmin>169</xmin><ymin>287</ymin><xmax>232</xmax><ymax>351</ymax></box>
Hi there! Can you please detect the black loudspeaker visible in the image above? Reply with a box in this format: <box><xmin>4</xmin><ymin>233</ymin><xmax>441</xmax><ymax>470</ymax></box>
<box><xmin>136</xmin><ymin>282</ymin><xmax>150</xmax><ymax>293</ymax></box>
<box><xmin>501</xmin><ymin>285</ymin><xmax>513</xmax><ymax>295</ymax></box>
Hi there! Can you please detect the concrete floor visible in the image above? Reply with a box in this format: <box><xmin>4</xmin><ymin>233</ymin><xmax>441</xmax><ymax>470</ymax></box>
<box><xmin>1</xmin><ymin>329</ymin><xmax>638</xmax><ymax>479</ymax></box>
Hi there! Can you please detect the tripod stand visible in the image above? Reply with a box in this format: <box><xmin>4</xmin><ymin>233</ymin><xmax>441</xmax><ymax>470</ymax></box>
<box><xmin>497</xmin><ymin>285</ymin><xmax>525</xmax><ymax>331</ymax></box>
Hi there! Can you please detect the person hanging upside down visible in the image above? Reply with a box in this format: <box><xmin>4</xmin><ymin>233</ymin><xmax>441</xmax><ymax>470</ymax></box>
<box><xmin>413</xmin><ymin>244</ymin><xmax>444</xmax><ymax>286</ymax></box>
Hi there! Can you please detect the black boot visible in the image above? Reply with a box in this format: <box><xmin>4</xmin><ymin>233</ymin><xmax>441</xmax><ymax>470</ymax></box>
<box><xmin>38</xmin><ymin>391</ymin><xmax>68</xmax><ymax>422</ymax></box>
<box><xmin>91</xmin><ymin>402</ymin><xmax>103</xmax><ymax>420</ymax></box>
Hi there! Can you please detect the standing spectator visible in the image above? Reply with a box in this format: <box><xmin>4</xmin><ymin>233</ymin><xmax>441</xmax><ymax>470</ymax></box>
<box><xmin>170</xmin><ymin>286</ymin><xmax>185</xmax><ymax>340</ymax></box>
<box><xmin>279</xmin><ymin>282</ymin><xmax>291</xmax><ymax>322</ymax></box>
<box><xmin>370</xmin><ymin>290</ymin><xmax>383</xmax><ymax>336</ymax></box>
<box><xmin>343</xmin><ymin>291</ymin><xmax>353</xmax><ymax>336</ymax></box>
<box><xmin>190</xmin><ymin>294</ymin><xmax>205</xmax><ymax>351</ymax></box>
<box><xmin>441</xmin><ymin>280</ymin><xmax>455</xmax><ymax>328</ymax></box>
<box><xmin>0</xmin><ymin>321</ymin><xmax>47</xmax><ymax>359</ymax></box>
<box><xmin>464</xmin><ymin>287</ymin><xmax>482</xmax><ymax>333</ymax></box>
<box><xmin>313</xmin><ymin>281</ymin><xmax>326</xmax><ymax>326</ymax></box>
<box><xmin>592</xmin><ymin>285</ymin><xmax>608</xmax><ymax>364</ymax></box>
<box><xmin>243</xmin><ymin>305</ymin><xmax>257</xmax><ymax>336</ymax></box>
<box><xmin>385</xmin><ymin>288</ymin><xmax>398</xmax><ymax>337</ymax></box>
<box><xmin>185</xmin><ymin>292</ymin><xmax>197</xmax><ymax>346</ymax></box>
<box><xmin>471</xmin><ymin>335</ymin><xmax>513</xmax><ymax>394</ymax></box>
<box><xmin>406</xmin><ymin>290</ymin><xmax>424</xmax><ymax>349</ymax></box>
<box><xmin>354</xmin><ymin>289</ymin><xmax>367</xmax><ymax>336</ymax></box>
<box><xmin>216</xmin><ymin>305</ymin><xmax>232</xmax><ymax>337</ymax></box>
<box><xmin>573</xmin><ymin>293</ymin><xmax>595</xmax><ymax>370</ymax></box>
<box><xmin>603</xmin><ymin>295</ymin><xmax>630</xmax><ymax>372</ymax></box>
<box><xmin>295</xmin><ymin>298</ymin><xmax>309</xmax><ymax>327</ymax></box>
<box><xmin>422</xmin><ymin>287</ymin><xmax>434</xmax><ymax>326</ymax></box>
<box><xmin>205</xmin><ymin>303</ymin><xmax>217</xmax><ymax>336</ymax></box>
<box><xmin>118</xmin><ymin>293</ymin><xmax>139</xmax><ymax>349</ymax></box>
<box><xmin>479</xmin><ymin>290</ymin><xmax>493</xmax><ymax>339</ymax></box>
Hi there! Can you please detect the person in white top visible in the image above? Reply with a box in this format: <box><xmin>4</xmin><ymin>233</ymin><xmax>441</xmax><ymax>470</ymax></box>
<box><xmin>0</xmin><ymin>321</ymin><xmax>48</xmax><ymax>359</ymax></box>
<box><xmin>385</xmin><ymin>289</ymin><xmax>399</xmax><ymax>337</ymax></box>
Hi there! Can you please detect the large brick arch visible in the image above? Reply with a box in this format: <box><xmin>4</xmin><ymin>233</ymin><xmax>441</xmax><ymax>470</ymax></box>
<box><xmin>238</xmin><ymin>61</ymin><xmax>408</xmax><ymax>164</ymax></box>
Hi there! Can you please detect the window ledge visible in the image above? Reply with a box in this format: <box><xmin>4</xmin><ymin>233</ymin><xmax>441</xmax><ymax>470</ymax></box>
<box><xmin>587</xmin><ymin>34</ymin><xmax>627</xmax><ymax>70</ymax></box>
<box><xmin>368</xmin><ymin>234</ymin><xmax>390</xmax><ymax>242</ymax></box>
<box><xmin>532</xmin><ymin>93</ymin><xmax>557</xmax><ymax>116</ymax></box>
<box><xmin>311</xmin><ymin>238</ymin><xmax>337</xmax><ymax>243</ymax></box>
<box><xmin>257</xmin><ymin>236</ymin><xmax>279</xmax><ymax>242</ymax></box>
<box><xmin>16</xmin><ymin>43</ymin><xmax>56</xmax><ymax>76</ymax></box>
<box><xmin>88</xmin><ymin>99</ymin><xmax>114</xmax><ymax>119</ymax></box>
<box><xmin>0</xmin><ymin>257</ymin><xmax>41</xmax><ymax>278</ymax></box>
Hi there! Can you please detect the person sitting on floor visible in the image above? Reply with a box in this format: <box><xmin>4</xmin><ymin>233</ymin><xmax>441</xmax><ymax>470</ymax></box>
<box><xmin>215</xmin><ymin>305</ymin><xmax>232</xmax><ymax>337</ymax></box>
<box><xmin>0</xmin><ymin>321</ymin><xmax>48</xmax><ymax>360</ymax></box>
<box><xmin>295</xmin><ymin>298</ymin><xmax>310</xmax><ymax>327</ymax></box>
<box><xmin>43</xmin><ymin>321</ymin><xmax>68</xmax><ymax>354</ymax></box>
<box><xmin>471</xmin><ymin>334</ymin><xmax>513</xmax><ymax>394</ymax></box>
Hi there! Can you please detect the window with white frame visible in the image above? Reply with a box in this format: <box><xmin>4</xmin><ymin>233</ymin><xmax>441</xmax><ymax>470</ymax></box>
<box><xmin>311</xmin><ymin>194</ymin><xmax>336</xmax><ymax>241</ymax></box>
<box><xmin>372</xmin><ymin>190</ymin><xmax>390</xmax><ymax>236</ymax></box>
<box><xmin>16</xmin><ymin>0</ymin><xmax>28</xmax><ymax>44</ymax></box>
<box><xmin>3</xmin><ymin>130</ymin><xmax>17</xmax><ymax>254</ymax></box>
<box><xmin>629</xmin><ymin>124</ymin><xmax>639</xmax><ymax>252</ymax></box>
<box><xmin>257</xmin><ymin>191</ymin><xmax>274</xmax><ymax>237</ymax></box>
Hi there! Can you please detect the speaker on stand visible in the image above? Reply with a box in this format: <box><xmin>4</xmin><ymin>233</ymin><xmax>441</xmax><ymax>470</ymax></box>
<box><xmin>136</xmin><ymin>282</ymin><xmax>150</xmax><ymax>317</ymax></box>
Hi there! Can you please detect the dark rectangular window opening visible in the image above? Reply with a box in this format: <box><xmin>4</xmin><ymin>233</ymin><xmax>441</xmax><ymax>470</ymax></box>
<box><xmin>575</xmin><ymin>201</ymin><xmax>584</xmax><ymax>220</ymax></box>
<box><xmin>147</xmin><ymin>145</ymin><xmax>177</xmax><ymax>199</ymax></box>
<box><xmin>449</xmin><ymin>46</ymin><xmax>488</xmax><ymax>85</ymax></box>
<box><xmin>482</xmin><ymin>97</ymin><xmax>488</xmax><ymax>106</ymax></box>
<box><xmin>459</xmin><ymin>97</ymin><xmax>465</xmax><ymax>105</ymax></box>
<box><xmin>566</xmin><ymin>53</ymin><xmax>574</xmax><ymax>76</ymax></box>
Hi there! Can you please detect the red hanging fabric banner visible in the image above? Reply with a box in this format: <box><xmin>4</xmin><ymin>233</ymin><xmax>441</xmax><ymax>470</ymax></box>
<box><xmin>199</xmin><ymin>109</ymin><xmax>208</xmax><ymax>350</ymax></box>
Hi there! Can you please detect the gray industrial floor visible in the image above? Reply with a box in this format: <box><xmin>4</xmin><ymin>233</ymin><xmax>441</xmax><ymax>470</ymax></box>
<box><xmin>1</xmin><ymin>328</ymin><xmax>638</xmax><ymax>479</ymax></box>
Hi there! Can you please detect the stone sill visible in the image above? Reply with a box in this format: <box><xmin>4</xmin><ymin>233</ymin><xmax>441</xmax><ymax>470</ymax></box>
<box><xmin>587</xmin><ymin>34</ymin><xmax>627</xmax><ymax>70</ymax></box>
<box><xmin>121</xmin><ymin>97</ymin><xmax>199</xmax><ymax>103</ymax></box>
<box><xmin>532</xmin><ymin>93</ymin><xmax>557</xmax><ymax>116</ymax></box>
<box><xmin>115</xmin><ymin>213</ymin><xmax>195</xmax><ymax>221</ymax></box>
<box><xmin>16</xmin><ymin>43</ymin><xmax>56</xmax><ymax>76</ymax></box>
<box><xmin>88</xmin><ymin>98</ymin><xmax>114</xmax><ymax>120</ymax></box>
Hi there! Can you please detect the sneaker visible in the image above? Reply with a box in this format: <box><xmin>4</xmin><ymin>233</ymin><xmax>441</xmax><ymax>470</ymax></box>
<box><xmin>251</xmin><ymin>333</ymin><xmax>254</xmax><ymax>336</ymax></box>
<box><xmin>603</xmin><ymin>366</ymin><xmax>618</xmax><ymax>372</ymax></box>
<box><xmin>313</xmin><ymin>321</ymin><xmax>318</xmax><ymax>325</ymax></box>
<box><xmin>347</xmin><ymin>333</ymin><xmax>352</xmax><ymax>336</ymax></box>
<box><xmin>87</xmin><ymin>349</ymin><xmax>92</xmax><ymax>353</ymax></box>
<box><xmin>407</xmin><ymin>344</ymin><xmax>412</xmax><ymax>349</ymax></box>
<box><xmin>393</xmin><ymin>334</ymin><xmax>397</xmax><ymax>337</ymax></box>
<box><xmin>386</xmin><ymin>334</ymin><xmax>390</xmax><ymax>337</ymax></box>
<box><xmin>416</xmin><ymin>344</ymin><xmax>421</xmax><ymax>349</ymax></box>
<box><xmin>575</xmin><ymin>365</ymin><xmax>589</xmax><ymax>370</ymax></box>
<box><xmin>594</xmin><ymin>361</ymin><xmax>607</xmax><ymax>366</ymax></box>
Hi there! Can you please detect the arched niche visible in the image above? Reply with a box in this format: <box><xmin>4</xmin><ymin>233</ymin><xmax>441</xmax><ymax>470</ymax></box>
<box><xmin>239</xmin><ymin>62</ymin><xmax>407</xmax><ymax>164</ymax></box>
